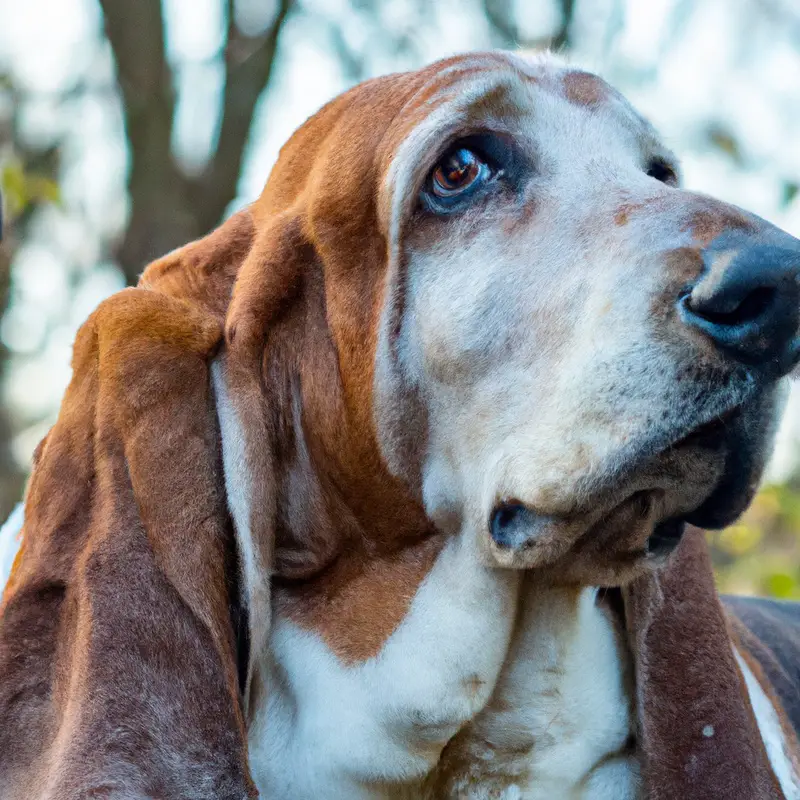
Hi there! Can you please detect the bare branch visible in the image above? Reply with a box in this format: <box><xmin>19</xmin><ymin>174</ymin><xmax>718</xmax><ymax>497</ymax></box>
<box><xmin>483</xmin><ymin>0</ymin><xmax>520</xmax><ymax>45</ymax></box>
<box><xmin>324</xmin><ymin>18</ymin><xmax>367</xmax><ymax>84</ymax></box>
<box><xmin>97</xmin><ymin>0</ymin><xmax>190</xmax><ymax>283</ymax></box>
<box><xmin>552</xmin><ymin>0</ymin><xmax>577</xmax><ymax>51</ymax></box>
<box><xmin>195</xmin><ymin>0</ymin><xmax>294</xmax><ymax>233</ymax></box>
<box><xmin>483</xmin><ymin>0</ymin><xmax>576</xmax><ymax>51</ymax></box>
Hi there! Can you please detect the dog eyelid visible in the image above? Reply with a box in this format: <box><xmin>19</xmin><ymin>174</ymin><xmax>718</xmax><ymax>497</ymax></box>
<box><xmin>420</xmin><ymin>134</ymin><xmax>509</xmax><ymax>212</ymax></box>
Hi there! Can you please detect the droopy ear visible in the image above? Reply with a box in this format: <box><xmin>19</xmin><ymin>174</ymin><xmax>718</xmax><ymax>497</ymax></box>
<box><xmin>210</xmin><ymin>212</ymin><xmax>307</xmax><ymax>715</ymax></box>
<box><xmin>145</xmin><ymin>207</ymin><xmax>316</xmax><ymax>715</ymax></box>
<box><xmin>0</xmin><ymin>289</ymin><xmax>256</xmax><ymax>799</ymax></box>
<box><xmin>624</xmin><ymin>526</ymin><xmax>785</xmax><ymax>799</ymax></box>
<box><xmin>140</xmin><ymin>209</ymin><xmax>256</xmax><ymax>323</ymax></box>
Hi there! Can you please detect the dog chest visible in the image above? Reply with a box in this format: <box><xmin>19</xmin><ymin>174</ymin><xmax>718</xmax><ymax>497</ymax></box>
<box><xmin>247</xmin><ymin>536</ymin><xmax>638</xmax><ymax>799</ymax></box>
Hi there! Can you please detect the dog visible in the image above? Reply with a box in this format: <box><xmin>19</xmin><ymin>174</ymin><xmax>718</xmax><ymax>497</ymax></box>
<box><xmin>1</xmin><ymin>51</ymin><xmax>799</xmax><ymax>799</ymax></box>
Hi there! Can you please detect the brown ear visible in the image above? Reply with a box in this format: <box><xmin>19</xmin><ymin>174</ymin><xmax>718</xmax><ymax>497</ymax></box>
<box><xmin>0</xmin><ymin>290</ymin><xmax>256</xmax><ymax>796</ymax></box>
<box><xmin>624</xmin><ymin>526</ymin><xmax>784</xmax><ymax>799</ymax></box>
<box><xmin>140</xmin><ymin>209</ymin><xmax>255</xmax><ymax>322</ymax></box>
<box><xmin>144</xmin><ymin>205</ymin><xmax>328</xmax><ymax>717</ymax></box>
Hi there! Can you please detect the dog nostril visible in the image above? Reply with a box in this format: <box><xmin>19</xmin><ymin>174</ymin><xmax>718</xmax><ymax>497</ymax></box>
<box><xmin>679</xmin><ymin>236</ymin><xmax>800</xmax><ymax>372</ymax></box>
<box><xmin>687</xmin><ymin>286</ymin><xmax>776</xmax><ymax>328</ymax></box>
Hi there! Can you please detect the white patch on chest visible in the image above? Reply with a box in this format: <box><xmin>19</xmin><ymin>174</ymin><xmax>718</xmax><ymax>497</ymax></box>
<box><xmin>248</xmin><ymin>535</ymin><xmax>638</xmax><ymax>799</ymax></box>
<box><xmin>434</xmin><ymin>585</ymin><xmax>639</xmax><ymax>799</ymax></box>
<box><xmin>248</xmin><ymin>533</ymin><xmax>520</xmax><ymax>798</ymax></box>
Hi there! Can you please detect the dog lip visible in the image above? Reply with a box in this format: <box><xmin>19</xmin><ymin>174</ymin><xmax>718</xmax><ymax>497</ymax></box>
<box><xmin>489</xmin><ymin>501</ymin><xmax>540</xmax><ymax>549</ymax></box>
<box><xmin>666</xmin><ymin>404</ymin><xmax>742</xmax><ymax>452</ymax></box>
<box><xmin>646</xmin><ymin>518</ymin><xmax>687</xmax><ymax>558</ymax></box>
<box><xmin>486</xmin><ymin>396</ymin><xmax>753</xmax><ymax>567</ymax></box>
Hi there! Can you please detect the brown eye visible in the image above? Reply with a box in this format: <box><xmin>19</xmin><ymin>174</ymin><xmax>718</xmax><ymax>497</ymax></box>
<box><xmin>432</xmin><ymin>148</ymin><xmax>486</xmax><ymax>197</ymax></box>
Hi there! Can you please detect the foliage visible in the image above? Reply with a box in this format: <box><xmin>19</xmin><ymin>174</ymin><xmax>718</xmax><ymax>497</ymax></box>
<box><xmin>712</xmin><ymin>482</ymin><xmax>800</xmax><ymax>598</ymax></box>
<box><xmin>1</xmin><ymin>159</ymin><xmax>60</xmax><ymax>220</ymax></box>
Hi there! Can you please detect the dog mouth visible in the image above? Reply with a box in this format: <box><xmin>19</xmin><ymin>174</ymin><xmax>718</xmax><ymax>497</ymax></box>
<box><xmin>486</xmin><ymin>401</ymin><xmax>756</xmax><ymax>582</ymax></box>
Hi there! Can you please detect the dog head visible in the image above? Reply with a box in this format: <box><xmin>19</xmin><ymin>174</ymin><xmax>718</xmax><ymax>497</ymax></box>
<box><xmin>144</xmin><ymin>50</ymin><xmax>799</xmax><ymax>611</ymax></box>
<box><xmin>359</xmin><ymin>53</ymin><xmax>799</xmax><ymax>584</ymax></box>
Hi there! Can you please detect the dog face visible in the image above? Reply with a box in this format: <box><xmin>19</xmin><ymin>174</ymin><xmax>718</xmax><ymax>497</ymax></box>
<box><xmin>372</xmin><ymin>52</ymin><xmax>799</xmax><ymax>584</ymax></box>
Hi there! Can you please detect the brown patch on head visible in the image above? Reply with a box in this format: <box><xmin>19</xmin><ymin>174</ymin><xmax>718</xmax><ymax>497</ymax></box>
<box><xmin>467</xmin><ymin>83</ymin><xmax>524</xmax><ymax>123</ymax></box>
<box><xmin>562</xmin><ymin>70</ymin><xmax>609</xmax><ymax>109</ymax></box>
<box><xmin>683</xmin><ymin>204</ymin><xmax>755</xmax><ymax>248</ymax></box>
<box><xmin>648</xmin><ymin>247</ymin><xmax>707</xmax><ymax>344</ymax></box>
<box><xmin>663</xmin><ymin>246</ymin><xmax>704</xmax><ymax>290</ymax></box>
<box><xmin>614</xmin><ymin>203</ymin><xmax>639</xmax><ymax>227</ymax></box>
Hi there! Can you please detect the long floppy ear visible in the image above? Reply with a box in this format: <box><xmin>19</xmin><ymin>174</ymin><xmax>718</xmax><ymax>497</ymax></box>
<box><xmin>210</xmin><ymin>212</ymin><xmax>308</xmax><ymax>715</ymax></box>
<box><xmin>143</xmin><ymin>208</ymin><xmax>279</xmax><ymax>715</ymax></box>
<box><xmin>624</xmin><ymin>526</ymin><xmax>789</xmax><ymax>799</ymax></box>
<box><xmin>0</xmin><ymin>268</ymin><xmax>256</xmax><ymax>795</ymax></box>
<box><xmin>140</xmin><ymin>208</ymin><xmax>255</xmax><ymax>323</ymax></box>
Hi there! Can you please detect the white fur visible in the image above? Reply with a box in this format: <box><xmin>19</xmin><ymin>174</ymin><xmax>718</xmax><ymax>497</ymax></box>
<box><xmin>249</xmin><ymin>532</ymin><xmax>521</xmax><ymax>797</ymax></box>
<box><xmin>374</xmin><ymin>53</ymin><xmax>746</xmax><ymax>579</ymax></box>
<box><xmin>248</xmin><ymin>556</ymin><xmax>638</xmax><ymax>798</ymax></box>
<box><xmin>432</xmin><ymin>585</ymin><xmax>639</xmax><ymax>799</ymax></box>
<box><xmin>211</xmin><ymin>357</ymin><xmax>263</xmax><ymax>615</ymax></box>
<box><xmin>211</xmin><ymin>355</ymin><xmax>270</xmax><ymax>710</ymax></box>
<box><xmin>735</xmin><ymin>647</ymin><xmax>800</xmax><ymax>799</ymax></box>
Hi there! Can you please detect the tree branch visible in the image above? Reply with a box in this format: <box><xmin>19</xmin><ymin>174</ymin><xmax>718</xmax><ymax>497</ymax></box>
<box><xmin>483</xmin><ymin>0</ymin><xmax>520</xmax><ymax>45</ymax></box>
<box><xmin>552</xmin><ymin>0</ymin><xmax>577</xmax><ymax>51</ymax></box>
<box><xmin>483</xmin><ymin>0</ymin><xmax>576</xmax><ymax>51</ymax></box>
<box><xmin>195</xmin><ymin>0</ymin><xmax>294</xmax><ymax>233</ymax></box>
<box><xmin>98</xmin><ymin>0</ymin><xmax>191</xmax><ymax>284</ymax></box>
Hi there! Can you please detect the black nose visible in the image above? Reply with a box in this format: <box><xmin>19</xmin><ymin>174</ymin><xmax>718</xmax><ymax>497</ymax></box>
<box><xmin>680</xmin><ymin>230</ymin><xmax>800</xmax><ymax>374</ymax></box>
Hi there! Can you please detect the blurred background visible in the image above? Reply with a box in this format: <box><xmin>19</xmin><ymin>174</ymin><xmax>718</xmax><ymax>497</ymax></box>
<box><xmin>0</xmin><ymin>0</ymin><xmax>798</xmax><ymax>595</ymax></box>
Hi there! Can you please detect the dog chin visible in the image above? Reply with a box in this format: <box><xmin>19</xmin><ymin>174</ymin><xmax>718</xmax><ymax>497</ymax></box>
<box><xmin>482</xmin><ymin>391</ymin><xmax>782</xmax><ymax>585</ymax></box>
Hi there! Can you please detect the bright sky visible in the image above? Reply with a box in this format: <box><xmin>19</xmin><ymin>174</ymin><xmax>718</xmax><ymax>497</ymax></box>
<box><xmin>1</xmin><ymin>0</ymin><xmax>799</xmax><ymax>478</ymax></box>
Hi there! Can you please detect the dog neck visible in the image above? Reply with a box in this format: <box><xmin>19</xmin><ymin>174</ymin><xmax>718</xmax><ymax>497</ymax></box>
<box><xmin>249</xmin><ymin>561</ymin><xmax>638</xmax><ymax>799</ymax></box>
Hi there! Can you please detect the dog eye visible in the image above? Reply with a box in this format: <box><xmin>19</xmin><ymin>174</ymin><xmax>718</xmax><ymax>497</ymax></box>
<box><xmin>430</xmin><ymin>148</ymin><xmax>491</xmax><ymax>198</ymax></box>
<box><xmin>646</xmin><ymin>157</ymin><xmax>678</xmax><ymax>185</ymax></box>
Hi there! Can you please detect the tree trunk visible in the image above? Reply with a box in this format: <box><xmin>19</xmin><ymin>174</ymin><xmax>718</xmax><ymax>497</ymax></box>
<box><xmin>98</xmin><ymin>0</ymin><xmax>294</xmax><ymax>285</ymax></box>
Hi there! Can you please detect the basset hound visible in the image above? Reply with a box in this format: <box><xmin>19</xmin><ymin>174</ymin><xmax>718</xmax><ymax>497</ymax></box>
<box><xmin>1</xmin><ymin>50</ymin><xmax>800</xmax><ymax>800</ymax></box>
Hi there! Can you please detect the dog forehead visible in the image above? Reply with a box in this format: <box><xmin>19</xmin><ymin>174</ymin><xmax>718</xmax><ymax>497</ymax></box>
<box><xmin>375</xmin><ymin>52</ymin><xmax>651</xmax><ymax>170</ymax></box>
<box><xmin>390</xmin><ymin>58</ymin><xmax>651</xmax><ymax>165</ymax></box>
<box><xmin>256</xmin><ymin>53</ymin><xmax>635</xmax><ymax>214</ymax></box>
<box><xmin>252</xmin><ymin>51</ymin><xmax>659</xmax><ymax>270</ymax></box>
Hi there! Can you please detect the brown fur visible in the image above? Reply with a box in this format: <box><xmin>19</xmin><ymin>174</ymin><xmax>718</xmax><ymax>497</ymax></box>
<box><xmin>684</xmin><ymin>203</ymin><xmax>755</xmax><ymax>247</ymax></box>
<box><xmin>562</xmin><ymin>70</ymin><xmax>609</xmax><ymax>108</ymax></box>
<box><xmin>0</xmin><ymin>291</ymin><xmax>255</xmax><ymax>799</ymax></box>
<box><xmin>624</xmin><ymin>526</ymin><xmax>784</xmax><ymax>799</ymax></box>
